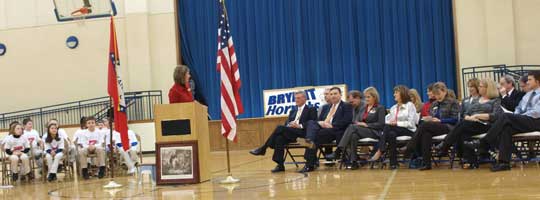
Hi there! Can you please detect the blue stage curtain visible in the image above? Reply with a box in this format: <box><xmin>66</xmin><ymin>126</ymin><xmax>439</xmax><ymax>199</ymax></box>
<box><xmin>178</xmin><ymin>0</ymin><xmax>456</xmax><ymax>119</ymax></box>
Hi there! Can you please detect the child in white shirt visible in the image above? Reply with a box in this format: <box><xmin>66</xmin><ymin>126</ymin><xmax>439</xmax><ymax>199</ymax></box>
<box><xmin>4</xmin><ymin>123</ymin><xmax>31</xmax><ymax>182</ymax></box>
<box><xmin>22</xmin><ymin>118</ymin><xmax>43</xmax><ymax>166</ymax></box>
<box><xmin>77</xmin><ymin>117</ymin><xmax>106</xmax><ymax>179</ymax></box>
<box><xmin>44</xmin><ymin>124</ymin><xmax>65</xmax><ymax>182</ymax></box>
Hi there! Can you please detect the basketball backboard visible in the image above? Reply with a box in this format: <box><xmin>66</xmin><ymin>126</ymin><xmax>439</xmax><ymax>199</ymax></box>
<box><xmin>53</xmin><ymin>0</ymin><xmax>117</xmax><ymax>22</ymax></box>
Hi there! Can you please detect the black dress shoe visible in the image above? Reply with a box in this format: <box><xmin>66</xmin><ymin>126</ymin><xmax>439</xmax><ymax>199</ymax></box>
<box><xmin>12</xmin><ymin>173</ymin><xmax>18</xmax><ymax>182</ymax></box>
<box><xmin>48</xmin><ymin>173</ymin><xmax>55</xmax><ymax>182</ymax></box>
<box><xmin>434</xmin><ymin>142</ymin><xmax>445</xmax><ymax>151</ymax></box>
<box><xmin>389</xmin><ymin>164</ymin><xmax>399</xmax><ymax>170</ymax></box>
<box><xmin>271</xmin><ymin>165</ymin><xmax>285</xmax><ymax>173</ymax></box>
<box><xmin>350</xmin><ymin>162</ymin><xmax>360</xmax><ymax>170</ymax></box>
<box><xmin>490</xmin><ymin>163</ymin><xmax>511</xmax><ymax>172</ymax></box>
<box><xmin>82</xmin><ymin>168</ymin><xmax>90</xmax><ymax>180</ymax></box>
<box><xmin>419</xmin><ymin>165</ymin><xmax>432</xmax><ymax>171</ymax></box>
<box><xmin>98</xmin><ymin>166</ymin><xmax>106</xmax><ymax>179</ymax></box>
<box><xmin>249</xmin><ymin>147</ymin><xmax>267</xmax><ymax>156</ymax></box>
<box><xmin>298</xmin><ymin>165</ymin><xmax>315</xmax><ymax>173</ymax></box>
<box><xmin>463</xmin><ymin>162</ymin><xmax>479</xmax><ymax>169</ymax></box>
<box><xmin>325</xmin><ymin>149</ymin><xmax>342</xmax><ymax>160</ymax></box>
<box><xmin>434</xmin><ymin>142</ymin><xmax>449</xmax><ymax>155</ymax></box>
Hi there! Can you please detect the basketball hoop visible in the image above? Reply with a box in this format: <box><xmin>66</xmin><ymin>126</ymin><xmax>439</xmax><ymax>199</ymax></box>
<box><xmin>52</xmin><ymin>0</ymin><xmax>117</xmax><ymax>22</ymax></box>
<box><xmin>71</xmin><ymin>7</ymin><xmax>92</xmax><ymax>16</ymax></box>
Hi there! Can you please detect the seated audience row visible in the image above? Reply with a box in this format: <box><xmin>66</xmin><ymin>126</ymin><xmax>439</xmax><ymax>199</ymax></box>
<box><xmin>251</xmin><ymin>72</ymin><xmax>540</xmax><ymax>173</ymax></box>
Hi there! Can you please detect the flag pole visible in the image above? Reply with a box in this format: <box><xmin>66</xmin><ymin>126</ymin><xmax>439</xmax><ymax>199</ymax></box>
<box><xmin>225</xmin><ymin>138</ymin><xmax>231</xmax><ymax>174</ymax></box>
<box><xmin>220</xmin><ymin>134</ymin><xmax>239</xmax><ymax>184</ymax></box>
<box><xmin>219</xmin><ymin>0</ymin><xmax>239</xmax><ymax>185</ymax></box>
<box><xmin>109</xmin><ymin>107</ymin><xmax>114</xmax><ymax>179</ymax></box>
<box><xmin>104</xmin><ymin>108</ymin><xmax>121</xmax><ymax>188</ymax></box>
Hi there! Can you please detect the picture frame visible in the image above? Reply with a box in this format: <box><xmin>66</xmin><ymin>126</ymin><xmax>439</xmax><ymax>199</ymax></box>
<box><xmin>156</xmin><ymin>140</ymin><xmax>200</xmax><ymax>185</ymax></box>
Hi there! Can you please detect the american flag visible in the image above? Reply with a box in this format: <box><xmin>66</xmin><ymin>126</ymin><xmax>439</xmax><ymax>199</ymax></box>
<box><xmin>217</xmin><ymin>0</ymin><xmax>243</xmax><ymax>142</ymax></box>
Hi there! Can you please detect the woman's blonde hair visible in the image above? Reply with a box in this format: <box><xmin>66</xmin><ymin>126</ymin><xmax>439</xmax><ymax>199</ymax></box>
<box><xmin>409</xmin><ymin>89</ymin><xmax>423</xmax><ymax>111</ymax></box>
<box><xmin>432</xmin><ymin>82</ymin><xmax>448</xmax><ymax>95</ymax></box>
<box><xmin>363</xmin><ymin>87</ymin><xmax>380</xmax><ymax>105</ymax></box>
<box><xmin>480</xmin><ymin>78</ymin><xmax>499</xmax><ymax>99</ymax></box>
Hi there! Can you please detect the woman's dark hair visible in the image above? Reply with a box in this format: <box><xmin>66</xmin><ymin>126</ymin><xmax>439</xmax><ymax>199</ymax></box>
<box><xmin>8</xmin><ymin>122</ymin><xmax>21</xmax><ymax>135</ymax></box>
<box><xmin>80</xmin><ymin>116</ymin><xmax>87</xmax><ymax>129</ymax></box>
<box><xmin>467</xmin><ymin>78</ymin><xmax>480</xmax><ymax>95</ymax></box>
<box><xmin>427</xmin><ymin>83</ymin><xmax>435</xmax><ymax>91</ymax></box>
<box><xmin>529</xmin><ymin>70</ymin><xmax>540</xmax><ymax>83</ymax></box>
<box><xmin>45</xmin><ymin>124</ymin><xmax>61</xmax><ymax>143</ymax></box>
<box><xmin>347</xmin><ymin>90</ymin><xmax>363</xmax><ymax>99</ymax></box>
<box><xmin>22</xmin><ymin>118</ymin><xmax>33</xmax><ymax>126</ymax></box>
<box><xmin>393</xmin><ymin>85</ymin><xmax>411</xmax><ymax>103</ymax></box>
<box><xmin>173</xmin><ymin>65</ymin><xmax>190</xmax><ymax>87</ymax></box>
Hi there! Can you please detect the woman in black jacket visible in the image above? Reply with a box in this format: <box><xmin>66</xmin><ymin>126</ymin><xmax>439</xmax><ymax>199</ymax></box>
<box><xmin>329</xmin><ymin>87</ymin><xmax>385</xmax><ymax>170</ymax></box>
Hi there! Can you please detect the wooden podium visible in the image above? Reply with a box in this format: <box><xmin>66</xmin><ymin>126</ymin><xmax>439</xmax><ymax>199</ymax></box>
<box><xmin>153</xmin><ymin>102</ymin><xmax>210</xmax><ymax>184</ymax></box>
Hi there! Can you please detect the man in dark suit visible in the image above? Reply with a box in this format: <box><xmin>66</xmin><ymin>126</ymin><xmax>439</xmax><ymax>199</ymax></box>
<box><xmin>299</xmin><ymin>87</ymin><xmax>353</xmax><ymax>173</ymax></box>
<box><xmin>500</xmin><ymin>75</ymin><xmax>526</xmax><ymax>112</ymax></box>
<box><xmin>249</xmin><ymin>91</ymin><xmax>317</xmax><ymax>173</ymax></box>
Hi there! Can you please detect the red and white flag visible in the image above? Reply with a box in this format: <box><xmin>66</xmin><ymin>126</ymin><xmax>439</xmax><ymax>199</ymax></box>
<box><xmin>217</xmin><ymin>1</ymin><xmax>243</xmax><ymax>142</ymax></box>
<box><xmin>107</xmin><ymin>16</ymin><xmax>129</xmax><ymax>151</ymax></box>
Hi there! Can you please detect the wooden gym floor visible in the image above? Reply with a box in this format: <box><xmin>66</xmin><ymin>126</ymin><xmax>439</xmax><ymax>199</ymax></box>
<box><xmin>2</xmin><ymin>149</ymin><xmax>540</xmax><ymax>199</ymax></box>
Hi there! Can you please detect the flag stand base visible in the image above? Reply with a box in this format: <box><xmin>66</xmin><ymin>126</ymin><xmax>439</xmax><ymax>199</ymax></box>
<box><xmin>103</xmin><ymin>180</ymin><xmax>122</xmax><ymax>188</ymax></box>
<box><xmin>220</xmin><ymin>175</ymin><xmax>240</xmax><ymax>184</ymax></box>
<box><xmin>0</xmin><ymin>185</ymin><xmax>13</xmax><ymax>189</ymax></box>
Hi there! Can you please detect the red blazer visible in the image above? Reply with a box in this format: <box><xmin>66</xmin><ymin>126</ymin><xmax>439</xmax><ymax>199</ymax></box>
<box><xmin>168</xmin><ymin>83</ymin><xmax>194</xmax><ymax>103</ymax></box>
<box><xmin>420</xmin><ymin>100</ymin><xmax>434</xmax><ymax>117</ymax></box>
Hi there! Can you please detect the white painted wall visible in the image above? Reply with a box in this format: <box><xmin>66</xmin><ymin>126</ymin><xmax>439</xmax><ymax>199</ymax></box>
<box><xmin>0</xmin><ymin>0</ymin><xmax>177</xmax><ymax>113</ymax></box>
<box><xmin>454</xmin><ymin>0</ymin><xmax>540</xmax><ymax>96</ymax></box>
<box><xmin>455</xmin><ymin>0</ymin><xmax>540</xmax><ymax>67</ymax></box>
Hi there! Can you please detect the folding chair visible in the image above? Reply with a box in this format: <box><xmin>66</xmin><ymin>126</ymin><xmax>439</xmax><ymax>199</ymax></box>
<box><xmin>1</xmin><ymin>144</ymin><xmax>32</xmax><ymax>183</ymax></box>
<box><xmin>283</xmin><ymin>142</ymin><xmax>307</xmax><ymax>168</ymax></box>
<box><xmin>337</xmin><ymin>138</ymin><xmax>378</xmax><ymax>169</ymax></box>
<box><xmin>431</xmin><ymin>134</ymin><xmax>450</xmax><ymax>168</ymax></box>
<box><xmin>317</xmin><ymin>141</ymin><xmax>337</xmax><ymax>167</ymax></box>
<box><xmin>512</xmin><ymin>131</ymin><xmax>540</xmax><ymax>165</ymax></box>
<box><xmin>135</xmin><ymin>133</ymin><xmax>143</xmax><ymax>166</ymax></box>
<box><xmin>0</xmin><ymin>144</ymin><xmax>12</xmax><ymax>185</ymax></box>
<box><xmin>62</xmin><ymin>139</ymin><xmax>75</xmax><ymax>179</ymax></box>
<box><xmin>395</xmin><ymin>135</ymin><xmax>412</xmax><ymax>165</ymax></box>
<box><xmin>27</xmin><ymin>145</ymin><xmax>41</xmax><ymax>180</ymax></box>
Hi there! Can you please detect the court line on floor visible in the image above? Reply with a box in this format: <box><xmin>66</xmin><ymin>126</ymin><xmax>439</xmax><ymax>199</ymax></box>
<box><xmin>378</xmin><ymin>169</ymin><xmax>397</xmax><ymax>200</ymax></box>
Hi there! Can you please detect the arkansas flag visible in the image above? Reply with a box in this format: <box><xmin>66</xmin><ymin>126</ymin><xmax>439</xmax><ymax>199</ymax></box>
<box><xmin>107</xmin><ymin>16</ymin><xmax>129</xmax><ymax>151</ymax></box>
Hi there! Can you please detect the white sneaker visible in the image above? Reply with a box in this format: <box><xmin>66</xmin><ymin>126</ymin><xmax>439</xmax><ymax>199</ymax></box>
<box><xmin>127</xmin><ymin>167</ymin><xmax>136</xmax><ymax>175</ymax></box>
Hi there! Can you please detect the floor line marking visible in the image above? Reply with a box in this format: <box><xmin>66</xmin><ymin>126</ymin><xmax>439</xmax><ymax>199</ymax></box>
<box><xmin>378</xmin><ymin>169</ymin><xmax>398</xmax><ymax>200</ymax></box>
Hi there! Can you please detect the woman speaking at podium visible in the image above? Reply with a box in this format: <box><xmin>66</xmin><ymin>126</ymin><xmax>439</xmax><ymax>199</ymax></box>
<box><xmin>169</xmin><ymin>65</ymin><xmax>194</xmax><ymax>103</ymax></box>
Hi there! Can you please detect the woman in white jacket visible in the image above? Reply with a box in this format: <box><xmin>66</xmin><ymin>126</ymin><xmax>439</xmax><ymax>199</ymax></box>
<box><xmin>370</xmin><ymin>85</ymin><xmax>418</xmax><ymax>169</ymax></box>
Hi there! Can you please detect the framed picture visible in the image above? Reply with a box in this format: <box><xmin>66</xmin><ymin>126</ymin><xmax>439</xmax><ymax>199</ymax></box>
<box><xmin>156</xmin><ymin>141</ymin><xmax>200</xmax><ymax>185</ymax></box>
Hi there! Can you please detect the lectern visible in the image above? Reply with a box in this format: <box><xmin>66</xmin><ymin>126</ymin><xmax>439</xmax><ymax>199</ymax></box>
<box><xmin>153</xmin><ymin>102</ymin><xmax>210</xmax><ymax>184</ymax></box>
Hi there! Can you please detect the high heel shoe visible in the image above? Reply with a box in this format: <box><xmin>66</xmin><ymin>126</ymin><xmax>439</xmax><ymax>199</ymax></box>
<box><xmin>463</xmin><ymin>162</ymin><xmax>479</xmax><ymax>169</ymax></box>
